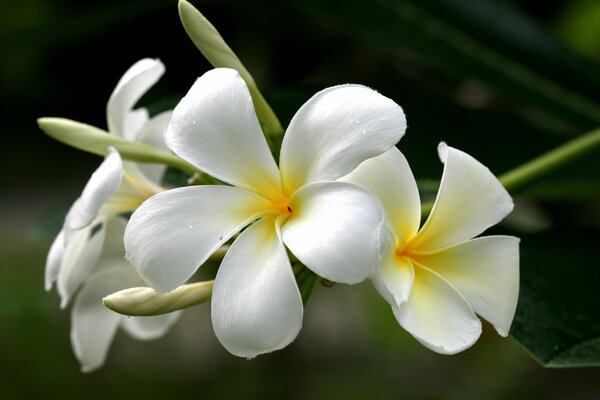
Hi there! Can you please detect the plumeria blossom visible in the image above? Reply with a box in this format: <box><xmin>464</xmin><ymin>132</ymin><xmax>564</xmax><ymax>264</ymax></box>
<box><xmin>45</xmin><ymin>58</ymin><xmax>172</xmax><ymax>304</ymax></box>
<box><xmin>342</xmin><ymin>144</ymin><xmax>519</xmax><ymax>354</ymax></box>
<box><xmin>124</xmin><ymin>67</ymin><xmax>407</xmax><ymax>358</ymax></box>
<box><xmin>44</xmin><ymin>58</ymin><xmax>181</xmax><ymax>371</ymax></box>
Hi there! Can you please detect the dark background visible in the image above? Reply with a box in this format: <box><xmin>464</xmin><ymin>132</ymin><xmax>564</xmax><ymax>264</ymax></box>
<box><xmin>1</xmin><ymin>0</ymin><xmax>599</xmax><ymax>398</ymax></box>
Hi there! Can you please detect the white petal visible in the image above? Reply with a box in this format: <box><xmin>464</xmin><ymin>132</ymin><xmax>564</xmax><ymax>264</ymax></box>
<box><xmin>372</xmin><ymin>230</ymin><xmax>415</xmax><ymax>307</ymax></box>
<box><xmin>45</xmin><ymin>230</ymin><xmax>65</xmax><ymax>291</ymax></box>
<box><xmin>412</xmin><ymin>143</ymin><xmax>513</xmax><ymax>251</ymax></box>
<box><xmin>121</xmin><ymin>312</ymin><xmax>181</xmax><ymax>341</ymax></box>
<box><xmin>115</xmin><ymin>264</ymin><xmax>182</xmax><ymax>341</ymax></box>
<box><xmin>342</xmin><ymin>147</ymin><xmax>421</xmax><ymax>241</ymax></box>
<box><xmin>279</xmin><ymin>85</ymin><xmax>406</xmax><ymax>192</ymax></box>
<box><xmin>212</xmin><ymin>217</ymin><xmax>303</xmax><ymax>358</ymax></box>
<box><xmin>58</xmin><ymin>223</ymin><xmax>105</xmax><ymax>308</ymax></box>
<box><xmin>97</xmin><ymin>217</ymin><xmax>128</xmax><ymax>258</ymax></box>
<box><xmin>133</xmin><ymin>110</ymin><xmax>172</xmax><ymax>184</ymax></box>
<box><xmin>124</xmin><ymin>185</ymin><xmax>272</xmax><ymax>292</ymax></box>
<box><xmin>393</xmin><ymin>262</ymin><xmax>482</xmax><ymax>354</ymax></box>
<box><xmin>165</xmin><ymin>68</ymin><xmax>281</xmax><ymax>198</ymax></box>
<box><xmin>107</xmin><ymin>58</ymin><xmax>165</xmax><ymax>139</ymax></box>
<box><xmin>66</xmin><ymin>148</ymin><xmax>123</xmax><ymax>231</ymax></box>
<box><xmin>281</xmin><ymin>182</ymin><xmax>384</xmax><ymax>284</ymax></box>
<box><xmin>411</xmin><ymin>236</ymin><xmax>520</xmax><ymax>336</ymax></box>
<box><xmin>70</xmin><ymin>267</ymin><xmax>126</xmax><ymax>373</ymax></box>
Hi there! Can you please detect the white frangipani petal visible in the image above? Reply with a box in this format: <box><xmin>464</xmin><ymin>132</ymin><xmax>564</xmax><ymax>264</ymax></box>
<box><xmin>165</xmin><ymin>68</ymin><xmax>281</xmax><ymax>198</ymax></box>
<box><xmin>96</xmin><ymin>217</ymin><xmax>128</xmax><ymax>259</ymax></box>
<box><xmin>121</xmin><ymin>312</ymin><xmax>181</xmax><ymax>341</ymax></box>
<box><xmin>107</xmin><ymin>58</ymin><xmax>165</xmax><ymax>139</ymax></box>
<box><xmin>412</xmin><ymin>143</ymin><xmax>513</xmax><ymax>251</ymax></box>
<box><xmin>125</xmin><ymin>185</ymin><xmax>272</xmax><ymax>292</ymax></box>
<box><xmin>66</xmin><ymin>148</ymin><xmax>123</xmax><ymax>231</ymax></box>
<box><xmin>412</xmin><ymin>236</ymin><xmax>520</xmax><ymax>336</ymax></box>
<box><xmin>132</xmin><ymin>110</ymin><xmax>172</xmax><ymax>184</ymax></box>
<box><xmin>45</xmin><ymin>230</ymin><xmax>65</xmax><ymax>291</ymax></box>
<box><xmin>342</xmin><ymin>147</ymin><xmax>421</xmax><ymax>241</ymax></box>
<box><xmin>282</xmin><ymin>182</ymin><xmax>384</xmax><ymax>284</ymax></box>
<box><xmin>70</xmin><ymin>267</ymin><xmax>125</xmax><ymax>373</ymax></box>
<box><xmin>57</xmin><ymin>223</ymin><xmax>105</xmax><ymax>308</ymax></box>
<box><xmin>393</xmin><ymin>263</ymin><xmax>482</xmax><ymax>354</ymax></box>
<box><xmin>372</xmin><ymin>231</ymin><xmax>415</xmax><ymax>307</ymax></box>
<box><xmin>280</xmin><ymin>85</ymin><xmax>406</xmax><ymax>192</ymax></box>
<box><xmin>108</xmin><ymin>264</ymin><xmax>182</xmax><ymax>341</ymax></box>
<box><xmin>212</xmin><ymin>217</ymin><xmax>303</xmax><ymax>358</ymax></box>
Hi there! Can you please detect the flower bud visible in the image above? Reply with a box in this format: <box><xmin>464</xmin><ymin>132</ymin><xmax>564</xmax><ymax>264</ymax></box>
<box><xmin>103</xmin><ymin>280</ymin><xmax>213</xmax><ymax>316</ymax></box>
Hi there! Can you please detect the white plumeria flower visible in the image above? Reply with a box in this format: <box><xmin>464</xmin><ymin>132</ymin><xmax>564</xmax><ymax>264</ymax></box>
<box><xmin>68</xmin><ymin>217</ymin><xmax>180</xmax><ymax>372</ymax></box>
<box><xmin>125</xmin><ymin>67</ymin><xmax>407</xmax><ymax>358</ymax></box>
<box><xmin>342</xmin><ymin>144</ymin><xmax>520</xmax><ymax>354</ymax></box>
<box><xmin>66</xmin><ymin>57</ymin><xmax>172</xmax><ymax>235</ymax></box>
<box><xmin>45</xmin><ymin>58</ymin><xmax>172</xmax><ymax>304</ymax></box>
<box><xmin>44</xmin><ymin>59</ymin><xmax>180</xmax><ymax>371</ymax></box>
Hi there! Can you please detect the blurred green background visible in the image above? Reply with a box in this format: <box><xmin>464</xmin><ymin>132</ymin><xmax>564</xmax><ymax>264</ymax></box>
<box><xmin>1</xmin><ymin>0</ymin><xmax>599</xmax><ymax>398</ymax></box>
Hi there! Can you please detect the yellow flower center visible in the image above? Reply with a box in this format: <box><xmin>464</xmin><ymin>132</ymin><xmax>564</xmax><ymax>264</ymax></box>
<box><xmin>394</xmin><ymin>234</ymin><xmax>417</xmax><ymax>260</ymax></box>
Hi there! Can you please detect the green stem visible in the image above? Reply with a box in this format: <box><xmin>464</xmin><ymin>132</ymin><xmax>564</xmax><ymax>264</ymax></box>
<box><xmin>499</xmin><ymin>127</ymin><xmax>600</xmax><ymax>193</ymax></box>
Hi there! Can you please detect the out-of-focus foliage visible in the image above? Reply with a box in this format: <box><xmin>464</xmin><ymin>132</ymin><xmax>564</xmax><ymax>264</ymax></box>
<box><xmin>513</xmin><ymin>230</ymin><xmax>600</xmax><ymax>367</ymax></box>
<box><xmin>2</xmin><ymin>0</ymin><xmax>599</xmax><ymax>397</ymax></box>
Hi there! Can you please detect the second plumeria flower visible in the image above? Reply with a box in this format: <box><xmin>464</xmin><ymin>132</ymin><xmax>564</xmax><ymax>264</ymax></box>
<box><xmin>45</xmin><ymin>58</ymin><xmax>172</xmax><ymax>304</ymax></box>
<box><xmin>125</xmin><ymin>68</ymin><xmax>407</xmax><ymax>358</ymax></box>
<box><xmin>343</xmin><ymin>144</ymin><xmax>520</xmax><ymax>354</ymax></box>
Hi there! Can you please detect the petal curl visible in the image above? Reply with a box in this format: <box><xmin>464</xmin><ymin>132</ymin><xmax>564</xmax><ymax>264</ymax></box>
<box><xmin>58</xmin><ymin>223</ymin><xmax>105</xmax><ymax>308</ymax></box>
<box><xmin>107</xmin><ymin>58</ymin><xmax>165</xmax><ymax>139</ymax></box>
<box><xmin>212</xmin><ymin>217</ymin><xmax>303</xmax><ymax>358</ymax></box>
<box><xmin>280</xmin><ymin>85</ymin><xmax>406</xmax><ymax>193</ymax></box>
<box><xmin>411</xmin><ymin>143</ymin><xmax>513</xmax><ymax>251</ymax></box>
<box><xmin>342</xmin><ymin>147</ymin><xmax>420</xmax><ymax>241</ymax></box>
<box><xmin>165</xmin><ymin>68</ymin><xmax>281</xmax><ymax>199</ymax></box>
<box><xmin>66</xmin><ymin>148</ymin><xmax>123</xmax><ymax>231</ymax></box>
<box><xmin>411</xmin><ymin>236</ymin><xmax>520</xmax><ymax>336</ymax></box>
<box><xmin>45</xmin><ymin>230</ymin><xmax>65</xmax><ymax>291</ymax></box>
<box><xmin>393</xmin><ymin>262</ymin><xmax>482</xmax><ymax>354</ymax></box>
<box><xmin>124</xmin><ymin>185</ymin><xmax>272</xmax><ymax>292</ymax></box>
<box><xmin>282</xmin><ymin>182</ymin><xmax>384</xmax><ymax>284</ymax></box>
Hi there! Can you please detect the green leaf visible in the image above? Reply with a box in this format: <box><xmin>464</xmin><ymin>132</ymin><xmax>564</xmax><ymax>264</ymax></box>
<box><xmin>37</xmin><ymin>117</ymin><xmax>200</xmax><ymax>177</ymax></box>
<box><xmin>511</xmin><ymin>230</ymin><xmax>600</xmax><ymax>367</ymax></box>
<box><xmin>290</xmin><ymin>0</ymin><xmax>600</xmax><ymax>132</ymax></box>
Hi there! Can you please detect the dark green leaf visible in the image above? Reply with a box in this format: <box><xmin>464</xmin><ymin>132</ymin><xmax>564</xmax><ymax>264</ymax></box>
<box><xmin>511</xmin><ymin>230</ymin><xmax>600</xmax><ymax>367</ymax></box>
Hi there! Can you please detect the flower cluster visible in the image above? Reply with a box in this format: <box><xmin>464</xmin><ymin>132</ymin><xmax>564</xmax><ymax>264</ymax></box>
<box><xmin>40</xmin><ymin>0</ymin><xmax>519</xmax><ymax>372</ymax></box>
<box><xmin>44</xmin><ymin>59</ymin><xmax>180</xmax><ymax>372</ymax></box>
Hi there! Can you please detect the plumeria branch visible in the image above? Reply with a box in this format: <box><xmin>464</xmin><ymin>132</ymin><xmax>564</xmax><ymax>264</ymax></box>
<box><xmin>498</xmin><ymin>127</ymin><xmax>600</xmax><ymax>193</ymax></box>
<box><xmin>178</xmin><ymin>0</ymin><xmax>284</xmax><ymax>148</ymax></box>
<box><xmin>421</xmin><ymin>126</ymin><xmax>600</xmax><ymax>217</ymax></box>
<box><xmin>38</xmin><ymin>117</ymin><xmax>204</xmax><ymax>179</ymax></box>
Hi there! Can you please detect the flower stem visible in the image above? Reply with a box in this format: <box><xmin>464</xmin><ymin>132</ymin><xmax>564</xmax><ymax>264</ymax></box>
<box><xmin>498</xmin><ymin>127</ymin><xmax>600</xmax><ymax>193</ymax></box>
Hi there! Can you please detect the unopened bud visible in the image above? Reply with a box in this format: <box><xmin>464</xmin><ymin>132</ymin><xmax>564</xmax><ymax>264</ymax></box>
<box><xmin>103</xmin><ymin>280</ymin><xmax>214</xmax><ymax>316</ymax></box>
